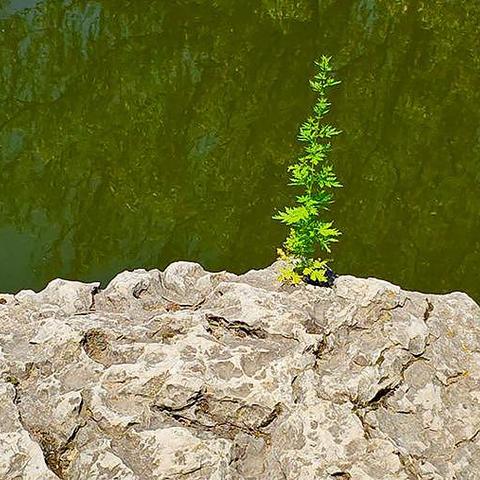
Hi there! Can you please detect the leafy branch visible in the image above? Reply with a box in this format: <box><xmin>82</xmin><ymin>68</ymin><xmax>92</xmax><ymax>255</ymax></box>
<box><xmin>274</xmin><ymin>56</ymin><xmax>342</xmax><ymax>285</ymax></box>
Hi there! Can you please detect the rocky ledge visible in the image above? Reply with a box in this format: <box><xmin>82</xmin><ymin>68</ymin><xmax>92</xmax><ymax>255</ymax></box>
<box><xmin>0</xmin><ymin>262</ymin><xmax>479</xmax><ymax>479</ymax></box>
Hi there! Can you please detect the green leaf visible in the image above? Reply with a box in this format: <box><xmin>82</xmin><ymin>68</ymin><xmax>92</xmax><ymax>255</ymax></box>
<box><xmin>313</xmin><ymin>165</ymin><xmax>343</xmax><ymax>188</ymax></box>
<box><xmin>273</xmin><ymin>206</ymin><xmax>311</xmax><ymax>225</ymax></box>
<box><xmin>278</xmin><ymin>267</ymin><xmax>302</xmax><ymax>285</ymax></box>
<box><xmin>298</xmin><ymin>117</ymin><xmax>318</xmax><ymax>143</ymax></box>
<box><xmin>288</xmin><ymin>163</ymin><xmax>310</xmax><ymax>186</ymax></box>
<box><xmin>316</xmin><ymin>221</ymin><xmax>341</xmax><ymax>238</ymax></box>
<box><xmin>319</xmin><ymin>124</ymin><xmax>342</xmax><ymax>139</ymax></box>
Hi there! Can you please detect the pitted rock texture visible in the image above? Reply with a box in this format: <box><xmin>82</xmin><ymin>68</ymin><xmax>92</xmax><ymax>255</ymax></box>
<box><xmin>0</xmin><ymin>261</ymin><xmax>479</xmax><ymax>479</ymax></box>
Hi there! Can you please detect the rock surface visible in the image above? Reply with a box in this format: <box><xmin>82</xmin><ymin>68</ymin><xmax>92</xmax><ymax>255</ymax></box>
<box><xmin>0</xmin><ymin>262</ymin><xmax>479</xmax><ymax>479</ymax></box>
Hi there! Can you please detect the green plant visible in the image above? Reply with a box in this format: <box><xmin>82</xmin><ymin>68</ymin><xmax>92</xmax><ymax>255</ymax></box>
<box><xmin>274</xmin><ymin>56</ymin><xmax>342</xmax><ymax>285</ymax></box>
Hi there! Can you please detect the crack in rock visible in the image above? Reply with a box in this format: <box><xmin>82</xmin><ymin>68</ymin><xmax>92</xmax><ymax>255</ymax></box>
<box><xmin>205</xmin><ymin>313</ymin><xmax>268</xmax><ymax>339</ymax></box>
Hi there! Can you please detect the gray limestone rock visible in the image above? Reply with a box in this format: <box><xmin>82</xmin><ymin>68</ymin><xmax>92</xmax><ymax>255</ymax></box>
<box><xmin>0</xmin><ymin>262</ymin><xmax>479</xmax><ymax>479</ymax></box>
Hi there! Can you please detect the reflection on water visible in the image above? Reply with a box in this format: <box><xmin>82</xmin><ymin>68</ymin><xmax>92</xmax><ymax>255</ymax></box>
<box><xmin>1</xmin><ymin>0</ymin><xmax>479</xmax><ymax>300</ymax></box>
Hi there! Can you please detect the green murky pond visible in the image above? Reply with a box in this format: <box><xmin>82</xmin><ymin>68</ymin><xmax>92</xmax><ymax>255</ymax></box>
<box><xmin>1</xmin><ymin>0</ymin><xmax>479</xmax><ymax>299</ymax></box>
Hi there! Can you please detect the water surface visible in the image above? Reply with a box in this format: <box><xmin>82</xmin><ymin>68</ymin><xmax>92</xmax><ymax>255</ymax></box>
<box><xmin>1</xmin><ymin>0</ymin><xmax>479</xmax><ymax>299</ymax></box>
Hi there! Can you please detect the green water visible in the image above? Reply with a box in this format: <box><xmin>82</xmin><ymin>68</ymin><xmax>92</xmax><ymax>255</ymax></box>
<box><xmin>1</xmin><ymin>0</ymin><xmax>479</xmax><ymax>299</ymax></box>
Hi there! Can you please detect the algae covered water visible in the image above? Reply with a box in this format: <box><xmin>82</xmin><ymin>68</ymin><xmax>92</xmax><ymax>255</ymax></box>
<box><xmin>1</xmin><ymin>0</ymin><xmax>479</xmax><ymax>299</ymax></box>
